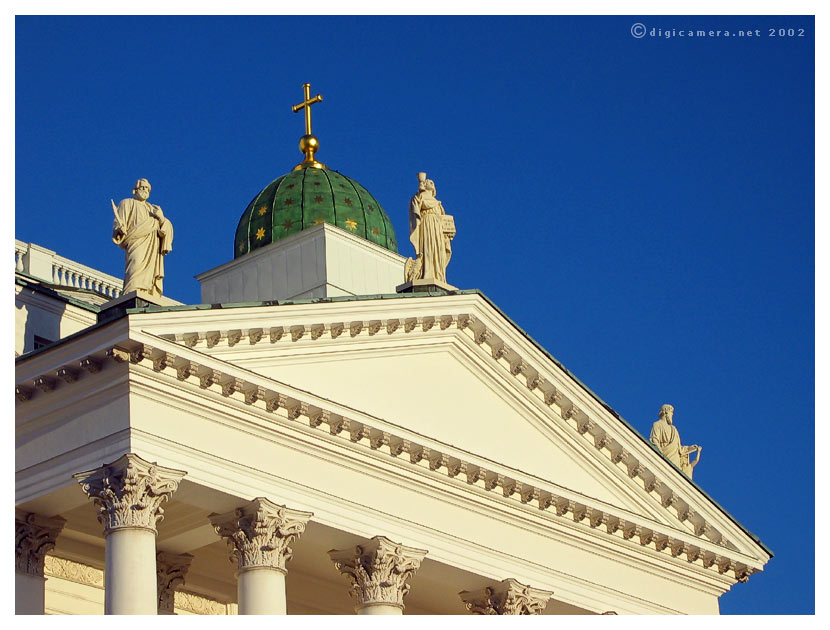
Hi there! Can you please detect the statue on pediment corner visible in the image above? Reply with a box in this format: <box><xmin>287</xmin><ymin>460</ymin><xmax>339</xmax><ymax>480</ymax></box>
<box><xmin>650</xmin><ymin>404</ymin><xmax>701</xmax><ymax>478</ymax></box>
<box><xmin>404</xmin><ymin>172</ymin><xmax>455</xmax><ymax>285</ymax></box>
<box><xmin>111</xmin><ymin>178</ymin><xmax>174</xmax><ymax>297</ymax></box>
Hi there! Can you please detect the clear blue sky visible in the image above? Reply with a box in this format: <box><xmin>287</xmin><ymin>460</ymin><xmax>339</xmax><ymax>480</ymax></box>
<box><xmin>15</xmin><ymin>15</ymin><xmax>814</xmax><ymax>614</ymax></box>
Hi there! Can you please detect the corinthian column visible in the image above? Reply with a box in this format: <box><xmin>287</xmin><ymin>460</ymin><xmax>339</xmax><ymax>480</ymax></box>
<box><xmin>74</xmin><ymin>453</ymin><xmax>186</xmax><ymax>615</ymax></box>
<box><xmin>156</xmin><ymin>551</ymin><xmax>193</xmax><ymax>614</ymax></box>
<box><xmin>459</xmin><ymin>578</ymin><xmax>553</xmax><ymax>614</ymax></box>
<box><xmin>15</xmin><ymin>510</ymin><xmax>65</xmax><ymax>614</ymax></box>
<box><xmin>210</xmin><ymin>497</ymin><xmax>313</xmax><ymax>615</ymax></box>
<box><xmin>328</xmin><ymin>536</ymin><xmax>428</xmax><ymax>615</ymax></box>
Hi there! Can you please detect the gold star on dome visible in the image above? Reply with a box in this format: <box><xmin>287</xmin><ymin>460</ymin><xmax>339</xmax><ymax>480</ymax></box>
<box><xmin>344</xmin><ymin>219</ymin><xmax>358</xmax><ymax>231</ymax></box>
<box><xmin>239</xmin><ymin>242</ymin><xmax>245</xmax><ymax>252</ymax></box>
<box><xmin>314</xmin><ymin>195</ymin><xmax>324</xmax><ymax>203</ymax></box>
<box><xmin>258</xmin><ymin>206</ymin><xmax>267</xmax><ymax>216</ymax></box>
<box><xmin>284</xmin><ymin>198</ymin><xmax>294</xmax><ymax>206</ymax></box>
<box><xmin>313</xmin><ymin>217</ymin><xmax>325</xmax><ymax>225</ymax></box>
<box><xmin>255</xmin><ymin>227</ymin><xmax>266</xmax><ymax>240</ymax></box>
<box><xmin>344</xmin><ymin>197</ymin><xmax>353</xmax><ymax>206</ymax></box>
<box><xmin>371</xmin><ymin>226</ymin><xmax>380</xmax><ymax>235</ymax></box>
<box><xmin>283</xmin><ymin>219</ymin><xmax>294</xmax><ymax>230</ymax></box>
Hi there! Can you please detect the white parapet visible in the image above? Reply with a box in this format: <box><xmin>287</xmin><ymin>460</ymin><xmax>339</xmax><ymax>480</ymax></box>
<box><xmin>15</xmin><ymin>239</ymin><xmax>124</xmax><ymax>298</ymax></box>
<box><xmin>196</xmin><ymin>222</ymin><xmax>406</xmax><ymax>304</ymax></box>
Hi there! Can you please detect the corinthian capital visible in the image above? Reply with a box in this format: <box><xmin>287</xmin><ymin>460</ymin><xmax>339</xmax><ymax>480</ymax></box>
<box><xmin>210</xmin><ymin>497</ymin><xmax>313</xmax><ymax>573</ymax></box>
<box><xmin>459</xmin><ymin>578</ymin><xmax>552</xmax><ymax>615</ymax></box>
<box><xmin>328</xmin><ymin>536</ymin><xmax>428</xmax><ymax>611</ymax></box>
<box><xmin>15</xmin><ymin>510</ymin><xmax>66</xmax><ymax>577</ymax></box>
<box><xmin>73</xmin><ymin>453</ymin><xmax>187</xmax><ymax>535</ymax></box>
<box><xmin>157</xmin><ymin>551</ymin><xmax>193</xmax><ymax>614</ymax></box>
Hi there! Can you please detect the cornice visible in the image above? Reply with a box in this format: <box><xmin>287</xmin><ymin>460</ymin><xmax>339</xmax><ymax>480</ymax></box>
<box><xmin>124</xmin><ymin>303</ymin><xmax>763</xmax><ymax>560</ymax></box>
<box><xmin>16</xmin><ymin>330</ymin><xmax>761</xmax><ymax>585</ymax></box>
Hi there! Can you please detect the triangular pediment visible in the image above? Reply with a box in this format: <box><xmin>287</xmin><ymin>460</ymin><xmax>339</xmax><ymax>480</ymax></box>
<box><xmin>127</xmin><ymin>292</ymin><xmax>769</xmax><ymax>571</ymax></box>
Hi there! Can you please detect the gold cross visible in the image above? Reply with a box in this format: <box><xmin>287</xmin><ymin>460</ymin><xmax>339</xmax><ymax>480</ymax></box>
<box><xmin>292</xmin><ymin>83</ymin><xmax>323</xmax><ymax>136</ymax></box>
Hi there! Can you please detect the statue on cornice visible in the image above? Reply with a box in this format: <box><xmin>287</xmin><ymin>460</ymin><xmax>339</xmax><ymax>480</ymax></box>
<box><xmin>650</xmin><ymin>404</ymin><xmax>701</xmax><ymax>478</ymax></box>
<box><xmin>111</xmin><ymin>178</ymin><xmax>174</xmax><ymax>297</ymax></box>
<box><xmin>404</xmin><ymin>172</ymin><xmax>455</xmax><ymax>285</ymax></box>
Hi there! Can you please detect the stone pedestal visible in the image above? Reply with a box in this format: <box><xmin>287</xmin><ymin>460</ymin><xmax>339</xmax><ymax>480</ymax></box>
<box><xmin>328</xmin><ymin>536</ymin><xmax>427</xmax><ymax>615</ymax></box>
<box><xmin>459</xmin><ymin>578</ymin><xmax>553</xmax><ymax>615</ymax></box>
<box><xmin>15</xmin><ymin>510</ymin><xmax>65</xmax><ymax>615</ymax></box>
<box><xmin>97</xmin><ymin>290</ymin><xmax>183</xmax><ymax>324</ymax></box>
<box><xmin>74</xmin><ymin>453</ymin><xmax>186</xmax><ymax>615</ymax></box>
<box><xmin>396</xmin><ymin>278</ymin><xmax>458</xmax><ymax>293</ymax></box>
<box><xmin>210</xmin><ymin>497</ymin><xmax>313</xmax><ymax>615</ymax></box>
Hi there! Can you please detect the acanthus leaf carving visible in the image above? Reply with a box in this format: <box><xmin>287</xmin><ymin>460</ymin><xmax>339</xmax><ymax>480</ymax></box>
<box><xmin>73</xmin><ymin>453</ymin><xmax>186</xmax><ymax>535</ymax></box>
<box><xmin>210</xmin><ymin>498</ymin><xmax>312</xmax><ymax>573</ymax></box>
<box><xmin>156</xmin><ymin>551</ymin><xmax>193</xmax><ymax>614</ymax></box>
<box><xmin>15</xmin><ymin>511</ymin><xmax>66</xmax><ymax>577</ymax></box>
<box><xmin>328</xmin><ymin>536</ymin><xmax>427</xmax><ymax>610</ymax></box>
<box><xmin>459</xmin><ymin>578</ymin><xmax>552</xmax><ymax>615</ymax></box>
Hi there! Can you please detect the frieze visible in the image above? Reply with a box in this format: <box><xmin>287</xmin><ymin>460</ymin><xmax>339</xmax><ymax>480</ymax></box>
<box><xmin>43</xmin><ymin>555</ymin><xmax>103</xmax><ymax>587</ymax></box>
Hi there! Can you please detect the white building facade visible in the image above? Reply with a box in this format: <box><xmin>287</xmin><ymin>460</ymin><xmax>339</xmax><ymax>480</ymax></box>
<box><xmin>15</xmin><ymin>130</ymin><xmax>770</xmax><ymax>614</ymax></box>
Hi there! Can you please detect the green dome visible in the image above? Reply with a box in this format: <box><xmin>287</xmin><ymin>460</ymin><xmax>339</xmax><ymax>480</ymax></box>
<box><xmin>234</xmin><ymin>168</ymin><xmax>397</xmax><ymax>258</ymax></box>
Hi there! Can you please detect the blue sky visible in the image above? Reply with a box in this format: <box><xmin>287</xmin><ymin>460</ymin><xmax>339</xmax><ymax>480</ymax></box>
<box><xmin>14</xmin><ymin>15</ymin><xmax>815</xmax><ymax>614</ymax></box>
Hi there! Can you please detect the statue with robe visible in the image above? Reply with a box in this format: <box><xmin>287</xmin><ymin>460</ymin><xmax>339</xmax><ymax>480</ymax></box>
<box><xmin>650</xmin><ymin>404</ymin><xmax>701</xmax><ymax>478</ymax></box>
<box><xmin>111</xmin><ymin>178</ymin><xmax>174</xmax><ymax>297</ymax></box>
<box><xmin>405</xmin><ymin>172</ymin><xmax>455</xmax><ymax>284</ymax></box>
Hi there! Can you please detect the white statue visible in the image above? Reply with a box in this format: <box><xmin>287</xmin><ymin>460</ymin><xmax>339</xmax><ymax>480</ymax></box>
<box><xmin>405</xmin><ymin>172</ymin><xmax>455</xmax><ymax>284</ymax></box>
<box><xmin>649</xmin><ymin>404</ymin><xmax>701</xmax><ymax>478</ymax></box>
<box><xmin>111</xmin><ymin>178</ymin><xmax>174</xmax><ymax>297</ymax></box>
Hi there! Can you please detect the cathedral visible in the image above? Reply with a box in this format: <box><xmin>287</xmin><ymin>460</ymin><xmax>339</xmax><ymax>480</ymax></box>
<box><xmin>15</xmin><ymin>85</ymin><xmax>770</xmax><ymax>615</ymax></box>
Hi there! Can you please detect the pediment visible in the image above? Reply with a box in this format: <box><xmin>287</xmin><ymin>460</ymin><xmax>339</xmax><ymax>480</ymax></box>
<box><xmin>126</xmin><ymin>293</ymin><xmax>769</xmax><ymax>572</ymax></box>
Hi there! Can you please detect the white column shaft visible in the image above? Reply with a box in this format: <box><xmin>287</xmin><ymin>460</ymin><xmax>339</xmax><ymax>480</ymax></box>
<box><xmin>237</xmin><ymin>568</ymin><xmax>286</xmax><ymax>615</ymax></box>
<box><xmin>356</xmin><ymin>603</ymin><xmax>403</xmax><ymax>615</ymax></box>
<box><xmin>15</xmin><ymin>572</ymin><xmax>46</xmax><ymax>614</ymax></box>
<box><xmin>105</xmin><ymin>528</ymin><xmax>158</xmax><ymax>615</ymax></box>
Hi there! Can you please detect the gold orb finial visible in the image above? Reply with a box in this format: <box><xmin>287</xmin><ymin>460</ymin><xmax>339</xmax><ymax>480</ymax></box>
<box><xmin>292</xmin><ymin>83</ymin><xmax>326</xmax><ymax>170</ymax></box>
